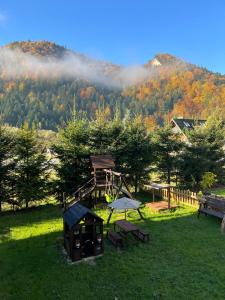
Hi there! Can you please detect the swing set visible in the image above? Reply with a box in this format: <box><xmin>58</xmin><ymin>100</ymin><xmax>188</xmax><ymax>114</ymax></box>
<box><xmin>104</xmin><ymin>169</ymin><xmax>133</xmax><ymax>202</ymax></box>
<box><xmin>65</xmin><ymin>155</ymin><xmax>133</xmax><ymax>209</ymax></box>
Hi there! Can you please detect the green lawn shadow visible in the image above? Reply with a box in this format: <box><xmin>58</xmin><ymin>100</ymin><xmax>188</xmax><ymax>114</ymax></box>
<box><xmin>1</xmin><ymin>205</ymin><xmax>225</xmax><ymax>299</ymax></box>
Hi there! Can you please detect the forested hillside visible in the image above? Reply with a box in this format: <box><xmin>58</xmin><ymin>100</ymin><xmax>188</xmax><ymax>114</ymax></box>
<box><xmin>0</xmin><ymin>41</ymin><xmax>224</xmax><ymax>130</ymax></box>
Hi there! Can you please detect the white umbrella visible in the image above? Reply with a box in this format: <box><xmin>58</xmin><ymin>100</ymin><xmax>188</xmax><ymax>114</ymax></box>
<box><xmin>107</xmin><ymin>197</ymin><xmax>144</xmax><ymax>224</ymax></box>
<box><xmin>108</xmin><ymin>197</ymin><xmax>141</xmax><ymax>210</ymax></box>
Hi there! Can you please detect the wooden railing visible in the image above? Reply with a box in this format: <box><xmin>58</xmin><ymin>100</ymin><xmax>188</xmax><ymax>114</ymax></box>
<box><xmin>151</xmin><ymin>187</ymin><xmax>198</xmax><ymax>207</ymax></box>
<box><xmin>73</xmin><ymin>178</ymin><xmax>95</xmax><ymax>198</ymax></box>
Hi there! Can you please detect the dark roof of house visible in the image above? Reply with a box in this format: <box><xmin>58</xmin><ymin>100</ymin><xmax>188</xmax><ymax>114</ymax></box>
<box><xmin>63</xmin><ymin>202</ymin><xmax>103</xmax><ymax>229</ymax></box>
<box><xmin>171</xmin><ymin>118</ymin><xmax>206</xmax><ymax>131</ymax></box>
<box><xmin>90</xmin><ymin>155</ymin><xmax>115</xmax><ymax>169</ymax></box>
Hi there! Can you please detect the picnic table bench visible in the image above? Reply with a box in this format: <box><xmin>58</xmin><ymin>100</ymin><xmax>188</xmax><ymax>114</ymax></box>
<box><xmin>114</xmin><ymin>219</ymin><xmax>149</xmax><ymax>243</ymax></box>
<box><xmin>198</xmin><ymin>196</ymin><xmax>225</xmax><ymax>220</ymax></box>
<box><xmin>107</xmin><ymin>231</ymin><xmax>123</xmax><ymax>248</ymax></box>
<box><xmin>132</xmin><ymin>229</ymin><xmax>149</xmax><ymax>242</ymax></box>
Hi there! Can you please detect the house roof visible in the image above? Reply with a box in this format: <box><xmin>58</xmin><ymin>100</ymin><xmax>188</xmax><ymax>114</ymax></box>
<box><xmin>171</xmin><ymin>118</ymin><xmax>206</xmax><ymax>131</ymax></box>
<box><xmin>90</xmin><ymin>155</ymin><xmax>115</xmax><ymax>169</ymax></box>
<box><xmin>63</xmin><ymin>202</ymin><xmax>103</xmax><ymax>229</ymax></box>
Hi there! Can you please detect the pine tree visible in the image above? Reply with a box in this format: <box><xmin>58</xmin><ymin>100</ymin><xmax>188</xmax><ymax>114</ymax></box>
<box><xmin>0</xmin><ymin>126</ymin><xmax>15</xmax><ymax>211</ymax></box>
<box><xmin>153</xmin><ymin>125</ymin><xmax>184</xmax><ymax>184</ymax></box>
<box><xmin>179</xmin><ymin>115</ymin><xmax>225</xmax><ymax>191</ymax></box>
<box><xmin>89</xmin><ymin>109</ymin><xmax>112</xmax><ymax>155</ymax></box>
<box><xmin>113</xmin><ymin>116</ymin><xmax>153</xmax><ymax>193</ymax></box>
<box><xmin>14</xmin><ymin>126</ymin><xmax>49</xmax><ymax>208</ymax></box>
<box><xmin>54</xmin><ymin>117</ymin><xmax>90</xmax><ymax>195</ymax></box>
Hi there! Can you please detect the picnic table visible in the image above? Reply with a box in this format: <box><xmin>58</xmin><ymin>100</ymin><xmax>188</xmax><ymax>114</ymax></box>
<box><xmin>114</xmin><ymin>219</ymin><xmax>139</xmax><ymax>233</ymax></box>
<box><xmin>113</xmin><ymin>219</ymin><xmax>149</xmax><ymax>242</ymax></box>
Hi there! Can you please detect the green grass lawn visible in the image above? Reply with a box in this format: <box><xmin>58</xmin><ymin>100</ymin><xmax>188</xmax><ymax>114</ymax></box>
<box><xmin>1</xmin><ymin>200</ymin><xmax>225</xmax><ymax>300</ymax></box>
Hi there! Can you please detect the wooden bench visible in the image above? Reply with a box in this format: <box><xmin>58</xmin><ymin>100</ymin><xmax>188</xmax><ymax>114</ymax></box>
<box><xmin>132</xmin><ymin>229</ymin><xmax>149</xmax><ymax>242</ymax></box>
<box><xmin>108</xmin><ymin>231</ymin><xmax>123</xmax><ymax>248</ymax></box>
<box><xmin>198</xmin><ymin>196</ymin><xmax>225</xmax><ymax>220</ymax></box>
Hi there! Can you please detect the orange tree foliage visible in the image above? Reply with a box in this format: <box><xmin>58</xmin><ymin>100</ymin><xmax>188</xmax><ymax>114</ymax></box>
<box><xmin>0</xmin><ymin>42</ymin><xmax>225</xmax><ymax>129</ymax></box>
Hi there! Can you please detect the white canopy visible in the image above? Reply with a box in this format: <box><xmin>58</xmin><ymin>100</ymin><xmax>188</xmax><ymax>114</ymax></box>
<box><xmin>144</xmin><ymin>183</ymin><xmax>171</xmax><ymax>190</ymax></box>
<box><xmin>108</xmin><ymin>197</ymin><xmax>141</xmax><ymax>210</ymax></box>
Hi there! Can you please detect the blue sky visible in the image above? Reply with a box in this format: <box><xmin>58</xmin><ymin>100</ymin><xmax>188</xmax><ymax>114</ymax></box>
<box><xmin>0</xmin><ymin>0</ymin><xmax>225</xmax><ymax>73</ymax></box>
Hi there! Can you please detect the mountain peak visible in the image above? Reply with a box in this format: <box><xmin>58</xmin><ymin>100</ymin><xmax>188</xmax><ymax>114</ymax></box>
<box><xmin>4</xmin><ymin>40</ymin><xmax>69</xmax><ymax>58</ymax></box>
<box><xmin>151</xmin><ymin>58</ymin><xmax>162</xmax><ymax>66</ymax></box>
<box><xmin>145</xmin><ymin>53</ymin><xmax>184</xmax><ymax>68</ymax></box>
<box><xmin>154</xmin><ymin>53</ymin><xmax>179</xmax><ymax>64</ymax></box>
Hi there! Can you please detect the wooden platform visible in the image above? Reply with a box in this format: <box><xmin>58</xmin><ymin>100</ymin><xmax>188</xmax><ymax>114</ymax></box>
<box><xmin>146</xmin><ymin>201</ymin><xmax>177</xmax><ymax>211</ymax></box>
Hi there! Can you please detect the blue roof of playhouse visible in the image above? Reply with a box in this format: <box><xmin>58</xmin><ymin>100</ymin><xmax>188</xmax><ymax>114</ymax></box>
<box><xmin>63</xmin><ymin>202</ymin><xmax>103</xmax><ymax>228</ymax></box>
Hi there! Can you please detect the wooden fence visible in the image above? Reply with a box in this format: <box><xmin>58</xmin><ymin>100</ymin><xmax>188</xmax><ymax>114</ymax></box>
<box><xmin>152</xmin><ymin>187</ymin><xmax>199</xmax><ymax>207</ymax></box>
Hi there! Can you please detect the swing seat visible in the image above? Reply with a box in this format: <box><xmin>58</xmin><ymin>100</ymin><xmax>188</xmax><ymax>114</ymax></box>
<box><xmin>105</xmin><ymin>193</ymin><xmax>114</xmax><ymax>203</ymax></box>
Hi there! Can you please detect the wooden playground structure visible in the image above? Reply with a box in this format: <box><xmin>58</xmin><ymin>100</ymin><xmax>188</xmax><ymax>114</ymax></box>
<box><xmin>64</xmin><ymin>155</ymin><xmax>133</xmax><ymax>209</ymax></box>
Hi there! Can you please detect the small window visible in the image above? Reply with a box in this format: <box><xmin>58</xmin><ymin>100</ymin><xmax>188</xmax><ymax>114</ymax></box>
<box><xmin>95</xmin><ymin>225</ymin><xmax>101</xmax><ymax>234</ymax></box>
<box><xmin>183</xmin><ymin>121</ymin><xmax>191</xmax><ymax>128</ymax></box>
<box><xmin>74</xmin><ymin>228</ymin><xmax>80</xmax><ymax>236</ymax></box>
<box><xmin>82</xmin><ymin>226</ymin><xmax>86</xmax><ymax>234</ymax></box>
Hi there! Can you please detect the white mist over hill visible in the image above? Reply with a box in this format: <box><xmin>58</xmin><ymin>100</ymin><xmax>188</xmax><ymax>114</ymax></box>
<box><xmin>0</xmin><ymin>47</ymin><xmax>153</xmax><ymax>88</ymax></box>
<box><xmin>0</xmin><ymin>46</ymin><xmax>187</xmax><ymax>88</ymax></box>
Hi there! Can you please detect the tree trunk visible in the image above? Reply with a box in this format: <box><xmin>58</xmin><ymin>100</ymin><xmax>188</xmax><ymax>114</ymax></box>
<box><xmin>175</xmin><ymin>171</ymin><xmax>178</xmax><ymax>186</ymax></box>
<box><xmin>134</xmin><ymin>175</ymin><xmax>138</xmax><ymax>194</ymax></box>
<box><xmin>26</xmin><ymin>199</ymin><xmax>28</xmax><ymax>209</ymax></box>
<box><xmin>167</xmin><ymin>169</ymin><xmax>171</xmax><ymax>185</ymax></box>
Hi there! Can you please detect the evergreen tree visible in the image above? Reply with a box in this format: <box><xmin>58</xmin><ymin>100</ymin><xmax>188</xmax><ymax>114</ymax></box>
<box><xmin>203</xmin><ymin>114</ymin><xmax>225</xmax><ymax>183</ymax></box>
<box><xmin>55</xmin><ymin>113</ymin><xmax>153</xmax><ymax>195</ymax></box>
<box><xmin>179</xmin><ymin>116</ymin><xmax>225</xmax><ymax>191</ymax></box>
<box><xmin>107</xmin><ymin>110</ymin><xmax>124</xmax><ymax>156</ymax></box>
<box><xmin>14</xmin><ymin>126</ymin><xmax>49</xmax><ymax>208</ymax></box>
<box><xmin>153</xmin><ymin>125</ymin><xmax>183</xmax><ymax>184</ymax></box>
<box><xmin>113</xmin><ymin>116</ymin><xmax>153</xmax><ymax>193</ymax></box>
<box><xmin>0</xmin><ymin>126</ymin><xmax>15</xmax><ymax>211</ymax></box>
<box><xmin>89</xmin><ymin>109</ymin><xmax>112</xmax><ymax>155</ymax></box>
<box><xmin>54</xmin><ymin>117</ymin><xmax>90</xmax><ymax>195</ymax></box>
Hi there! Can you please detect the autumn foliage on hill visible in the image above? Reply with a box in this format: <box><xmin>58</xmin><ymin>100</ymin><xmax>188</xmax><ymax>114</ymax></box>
<box><xmin>5</xmin><ymin>40</ymin><xmax>68</xmax><ymax>58</ymax></box>
<box><xmin>126</xmin><ymin>63</ymin><xmax>225</xmax><ymax>121</ymax></box>
<box><xmin>0</xmin><ymin>41</ymin><xmax>224</xmax><ymax>130</ymax></box>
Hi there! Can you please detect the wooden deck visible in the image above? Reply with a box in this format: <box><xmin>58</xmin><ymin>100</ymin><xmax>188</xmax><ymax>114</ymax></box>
<box><xmin>146</xmin><ymin>201</ymin><xmax>177</xmax><ymax>211</ymax></box>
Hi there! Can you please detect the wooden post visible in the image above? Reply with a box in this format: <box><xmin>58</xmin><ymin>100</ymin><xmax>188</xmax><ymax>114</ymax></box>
<box><xmin>168</xmin><ymin>187</ymin><xmax>171</xmax><ymax>209</ymax></box>
<box><xmin>122</xmin><ymin>176</ymin><xmax>133</xmax><ymax>199</ymax></box>
<box><xmin>63</xmin><ymin>192</ymin><xmax>66</xmax><ymax>211</ymax></box>
<box><xmin>137</xmin><ymin>208</ymin><xmax>144</xmax><ymax>220</ymax></box>
<box><xmin>107</xmin><ymin>208</ymin><xmax>114</xmax><ymax>225</ymax></box>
